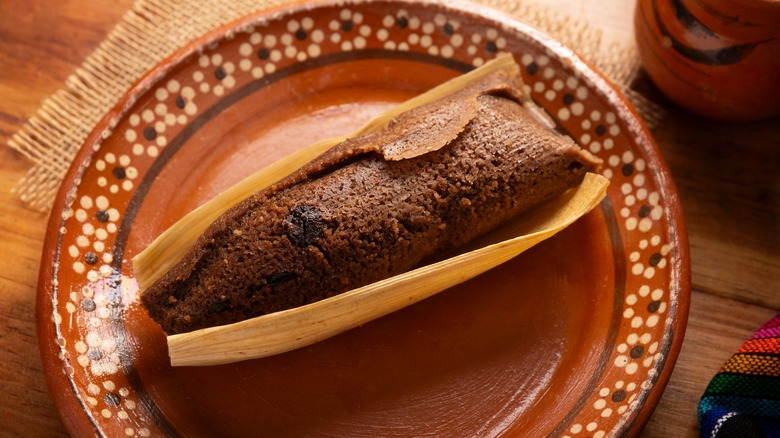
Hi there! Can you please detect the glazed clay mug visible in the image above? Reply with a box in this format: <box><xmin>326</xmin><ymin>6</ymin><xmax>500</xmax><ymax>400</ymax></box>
<box><xmin>635</xmin><ymin>0</ymin><xmax>780</xmax><ymax>121</ymax></box>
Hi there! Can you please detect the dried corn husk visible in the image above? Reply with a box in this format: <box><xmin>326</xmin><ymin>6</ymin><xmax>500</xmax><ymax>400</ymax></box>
<box><xmin>167</xmin><ymin>172</ymin><xmax>608</xmax><ymax>366</ymax></box>
<box><xmin>131</xmin><ymin>53</ymin><xmax>609</xmax><ymax>366</ymax></box>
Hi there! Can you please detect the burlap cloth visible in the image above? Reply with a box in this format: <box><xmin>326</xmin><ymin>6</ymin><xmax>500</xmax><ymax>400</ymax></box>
<box><xmin>7</xmin><ymin>0</ymin><xmax>663</xmax><ymax>212</ymax></box>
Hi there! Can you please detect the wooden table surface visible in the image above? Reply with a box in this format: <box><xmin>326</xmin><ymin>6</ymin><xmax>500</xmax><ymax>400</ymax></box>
<box><xmin>1</xmin><ymin>0</ymin><xmax>778</xmax><ymax>436</ymax></box>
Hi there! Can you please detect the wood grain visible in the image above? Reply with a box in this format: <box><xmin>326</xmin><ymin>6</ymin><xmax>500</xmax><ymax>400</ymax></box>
<box><xmin>0</xmin><ymin>149</ymin><xmax>62</xmax><ymax>436</ymax></box>
<box><xmin>654</xmin><ymin>109</ymin><xmax>780</xmax><ymax>308</ymax></box>
<box><xmin>0</xmin><ymin>1</ymin><xmax>134</xmax><ymax>436</ymax></box>
<box><xmin>0</xmin><ymin>0</ymin><xmax>778</xmax><ymax>437</ymax></box>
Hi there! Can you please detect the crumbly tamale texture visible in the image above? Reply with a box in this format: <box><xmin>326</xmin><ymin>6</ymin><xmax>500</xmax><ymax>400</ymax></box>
<box><xmin>140</xmin><ymin>74</ymin><xmax>599</xmax><ymax>334</ymax></box>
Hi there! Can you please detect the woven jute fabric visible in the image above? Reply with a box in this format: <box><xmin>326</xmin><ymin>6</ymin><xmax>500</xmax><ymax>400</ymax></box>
<box><xmin>7</xmin><ymin>0</ymin><xmax>661</xmax><ymax>212</ymax></box>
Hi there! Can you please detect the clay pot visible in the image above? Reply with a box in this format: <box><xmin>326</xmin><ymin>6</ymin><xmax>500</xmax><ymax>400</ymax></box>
<box><xmin>635</xmin><ymin>0</ymin><xmax>780</xmax><ymax>121</ymax></box>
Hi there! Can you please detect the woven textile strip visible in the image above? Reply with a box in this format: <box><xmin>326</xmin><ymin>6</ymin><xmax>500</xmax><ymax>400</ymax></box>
<box><xmin>6</xmin><ymin>0</ymin><xmax>662</xmax><ymax>212</ymax></box>
<box><xmin>699</xmin><ymin>315</ymin><xmax>780</xmax><ymax>438</ymax></box>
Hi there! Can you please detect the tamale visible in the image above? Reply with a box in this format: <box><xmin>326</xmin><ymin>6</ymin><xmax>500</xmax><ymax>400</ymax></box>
<box><xmin>135</xmin><ymin>55</ymin><xmax>601</xmax><ymax>335</ymax></box>
<box><xmin>168</xmin><ymin>173</ymin><xmax>608</xmax><ymax>366</ymax></box>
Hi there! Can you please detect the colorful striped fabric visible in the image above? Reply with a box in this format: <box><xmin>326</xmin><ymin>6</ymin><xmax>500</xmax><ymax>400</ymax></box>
<box><xmin>699</xmin><ymin>315</ymin><xmax>780</xmax><ymax>438</ymax></box>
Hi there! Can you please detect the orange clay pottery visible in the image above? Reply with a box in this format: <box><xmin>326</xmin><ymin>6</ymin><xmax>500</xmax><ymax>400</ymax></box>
<box><xmin>36</xmin><ymin>1</ymin><xmax>690</xmax><ymax>436</ymax></box>
<box><xmin>635</xmin><ymin>0</ymin><xmax>780</xmax><ymax>121</ymax></box>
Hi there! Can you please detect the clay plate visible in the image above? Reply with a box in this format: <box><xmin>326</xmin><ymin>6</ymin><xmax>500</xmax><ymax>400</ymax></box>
<box><xmin>36</xmin><ymin>0</ymin><xmax>690</xmax><ymax>436</ymax></box>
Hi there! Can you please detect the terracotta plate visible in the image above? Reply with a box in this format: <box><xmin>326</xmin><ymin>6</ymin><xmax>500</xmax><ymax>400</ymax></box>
<box><xmin>37</xmin><ymin>0</ymin><xmax>690</xmax><ymax>436</ymax></box>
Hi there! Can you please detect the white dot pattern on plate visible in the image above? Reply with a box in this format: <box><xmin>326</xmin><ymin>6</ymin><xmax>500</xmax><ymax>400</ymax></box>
<box><xmin>47</xmin><ymin>3</ymin><xmax>680</xmax><ymax>436</ymax></box>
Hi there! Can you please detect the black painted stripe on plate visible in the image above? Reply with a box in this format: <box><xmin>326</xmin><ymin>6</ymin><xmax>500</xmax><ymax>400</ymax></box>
<box><xmin>549</xmin><ymin>197</ymin><xmax>626</xmax><ymax>437</ymax></box>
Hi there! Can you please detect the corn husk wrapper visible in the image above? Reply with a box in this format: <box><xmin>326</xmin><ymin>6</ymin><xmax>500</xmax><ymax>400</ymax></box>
<box><xmin>132</xmin><ymin>54</ymin><xmax>609</xmax><ymax>366</ymax></box>
<box><xmin>167</xmin><ymin>172</ymin><xmax>607</xmax><ymax>366</ymax></box>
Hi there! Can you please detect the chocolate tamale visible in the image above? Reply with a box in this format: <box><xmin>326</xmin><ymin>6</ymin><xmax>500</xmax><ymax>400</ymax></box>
<box><xmin>135</xmin><ymin>55</ymin><xmax>601</xmax><ymax>335</ymax></box>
